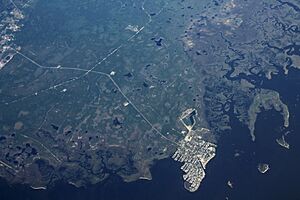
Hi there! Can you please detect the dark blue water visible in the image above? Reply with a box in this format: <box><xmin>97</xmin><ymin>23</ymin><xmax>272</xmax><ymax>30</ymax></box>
<box><xmin>1</xmin><ymin>69</ymin><xmax>300</xmax><ymax>200</ymax></box>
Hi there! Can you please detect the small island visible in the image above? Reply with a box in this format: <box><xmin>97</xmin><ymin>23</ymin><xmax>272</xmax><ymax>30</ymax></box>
<box><xmin>258</xmin><ymin>163</ymin><xmax>270</xmax><ymax>174</ymax></box>
<box><xmin>276</xmin><ymin>135</ymin><xmax>290</xmax><ymax>149</ymax></box>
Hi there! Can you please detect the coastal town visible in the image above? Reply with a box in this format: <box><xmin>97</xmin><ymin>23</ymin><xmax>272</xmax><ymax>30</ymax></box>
<box><xmin>173</xmin><ymin>109</ymin><xmax>217</xmax><ymax>192</ymax></box>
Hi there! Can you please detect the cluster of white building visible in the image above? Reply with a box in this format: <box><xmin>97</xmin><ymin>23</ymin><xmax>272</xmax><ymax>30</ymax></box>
<box><xmin>0</xmin><ymin>7</ymin><xmax>24</xmax><ymax>69</ymax></box>
<box><xmin>172</xmin><ymin>128</ymin><xmax>217</xmax><ymax>192</ymax></box>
